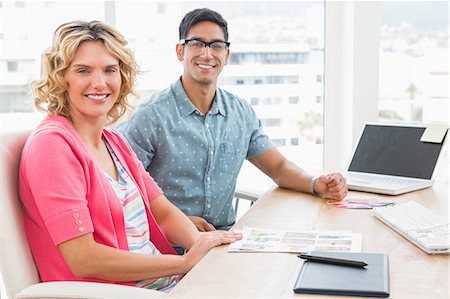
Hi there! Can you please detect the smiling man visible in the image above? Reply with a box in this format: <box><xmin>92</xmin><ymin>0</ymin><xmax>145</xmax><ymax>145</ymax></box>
<box><xmin>119</xmin><ymin>8</ymin><xmax>348</xmax><ymax>234</ymax></box>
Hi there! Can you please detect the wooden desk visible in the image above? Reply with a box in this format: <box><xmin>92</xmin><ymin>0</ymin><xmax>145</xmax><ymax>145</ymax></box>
<box><xmin>167</xmin><ymin>183</ymin><xmax>449</xmax><ymax>298</ymax></box>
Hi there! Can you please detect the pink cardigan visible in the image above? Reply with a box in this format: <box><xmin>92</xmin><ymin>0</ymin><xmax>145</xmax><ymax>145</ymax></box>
<box><xmin>19</xmin><ymin>116</ymin><xmax>176</xmax><ymax>285</ymax></box>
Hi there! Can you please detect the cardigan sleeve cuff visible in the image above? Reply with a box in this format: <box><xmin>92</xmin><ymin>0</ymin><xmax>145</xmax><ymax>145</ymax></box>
<box><xmin>45</xmin><ymin>207</ymin><xmax>94</xmax><ymax>245</ymax></box>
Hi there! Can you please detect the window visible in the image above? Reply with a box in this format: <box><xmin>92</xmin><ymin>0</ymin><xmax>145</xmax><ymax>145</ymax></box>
<box><xmin>322</xmin><ymin>2</ymin><xmax>449</xmax><ymax>171</ymax></box>
<box><xmin>261</xmin><ymin>118</ymin><xmax>284</xmax><ymax>127</ymax></box>
<box><xmin>157</xmin><ymin>2</ymin><xmax>166</xmax><ymax>14</ymax></box>
<box><xmin>272</xmin><ymin>138</ymin><xmax>286</xmax><ymax>147</ymax></box>
<box><xmin>316</xmin><ymin>74</ymin><xmax>322</xmax><ymax>83</ymax></box>
<box><xmin>15</xmin><ymin>1</ymin><xmax>26</xmax><ymax>8</ymax></box>
<box><xmin>378</xmin><ymin>1</ymin><xmax>448</xmax><ymax>124</ymax></box>
<box><xmin>219</xmin><ymin>75</ymin><xmax>300</xmax><ymax>85</ymax></box>
<box><xmin>288</xmin><ymin>96</ymin><xmax>299</xmax><ymax>104</ymax></box>
<box><xmin>44</xmin><ymin>1</ymin><xmax>55</xmax><ymax>9</ymax></box>
<box><xmin>7</xmin><ymin>61</ymin><xmax>18</xmax><ymax>72</ymax></box>
<box><xmin>18</xmin><ymin>33</ymin><xmax>28</xmax><ymax>41</ymax></box>
<box><xmin>0</xmin><ymin>1</ymin><xmax>105</xmax><ymax>128</ymax></box>
<box><xmin>228</xmin><ymin>52</ymin><xmax>307</xmax><ymax>64</ymax></box>
<box><xmin>1</xmin><ymin>1</ymin><xmax>325</xmax><ymax>172</ymax></box>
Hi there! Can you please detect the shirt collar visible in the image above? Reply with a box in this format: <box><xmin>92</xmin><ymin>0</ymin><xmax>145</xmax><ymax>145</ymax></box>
<box><xmin>213</xmin><ymin>89</ymin><xmax>226</xmax><ymax>117</ymax></box>
<box><xmin>171</xmin><ymin>77</ymin><xmax>226</xmax><ymax>117</ymax></box>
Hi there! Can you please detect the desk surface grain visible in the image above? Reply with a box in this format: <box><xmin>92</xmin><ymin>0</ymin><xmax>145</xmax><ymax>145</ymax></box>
<box><xmin>167</xmin><ymin>183</ymin><xmax>449</xmax><ymax>299</ymax></box>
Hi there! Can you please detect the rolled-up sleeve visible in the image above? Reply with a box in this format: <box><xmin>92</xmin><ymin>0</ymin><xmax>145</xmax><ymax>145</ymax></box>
<box><xmin>246</xmin><ymin>107</ymin><xmax>274</xmax><ymax>159</ymax></box>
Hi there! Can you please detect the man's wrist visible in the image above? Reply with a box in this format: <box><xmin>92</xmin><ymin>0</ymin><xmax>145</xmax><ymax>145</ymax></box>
<box><xmin>309</xmin><ymin>175</ymin><xmax>320</xmax><ymax>195</ymax></box>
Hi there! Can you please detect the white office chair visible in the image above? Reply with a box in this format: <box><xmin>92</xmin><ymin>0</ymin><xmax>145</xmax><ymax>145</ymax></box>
<box><xmin>233</xmin><ymin>188</ymin><xmax>259</xmax><ymax>214</ymax></box>
<box><xmin>0</xmin><ymin>130</ymin><xmax>166</xmax><ymax>299</ymax></box>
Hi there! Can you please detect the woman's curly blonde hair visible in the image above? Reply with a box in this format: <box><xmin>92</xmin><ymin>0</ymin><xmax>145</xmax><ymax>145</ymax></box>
<box><xmin>32</xmin><ymin>20</ymin><xmax>139</xmax><ymax>124</ymax></box>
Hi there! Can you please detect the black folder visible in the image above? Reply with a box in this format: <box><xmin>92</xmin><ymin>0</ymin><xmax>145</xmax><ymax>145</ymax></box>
<box><xmin>293</xmin><ymin>251</ymin><xmax>389</xmax><ymax>297</ymax></box>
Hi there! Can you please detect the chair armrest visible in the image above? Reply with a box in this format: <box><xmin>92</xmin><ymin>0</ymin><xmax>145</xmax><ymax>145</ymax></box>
<box><xmin>234</xmin><ymin>189</ymin><xmax>259</xmax><ymax>202</ymax></box>
<box><xmin>14</xmin><ymin>281</ymin><xmax>166</xmax><ymax>299</ymax></box>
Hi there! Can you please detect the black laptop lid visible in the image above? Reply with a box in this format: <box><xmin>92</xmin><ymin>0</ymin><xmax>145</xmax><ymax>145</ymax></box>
<box><xmin>348</xmin><ymin>124</ymin><xmax>447</xmax><ymax>179</ymax></box>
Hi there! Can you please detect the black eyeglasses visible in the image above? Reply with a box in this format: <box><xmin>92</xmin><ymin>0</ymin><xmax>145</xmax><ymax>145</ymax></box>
<box><xmin>180</xmin><ymin>38</ymin><xmax>230</xmax><ymax>55</ymax></box>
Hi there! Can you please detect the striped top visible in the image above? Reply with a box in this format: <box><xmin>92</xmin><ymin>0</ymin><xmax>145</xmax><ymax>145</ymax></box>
<box><xmin>103</xmin><ymin>140</ymin><xmax>181</xmax><ymax>292</ymax></box>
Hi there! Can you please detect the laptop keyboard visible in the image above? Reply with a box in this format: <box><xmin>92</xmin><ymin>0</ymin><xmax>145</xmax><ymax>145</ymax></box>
<box><xmin>347</xmin><ymin>173</ymin><xmax>419</xmax><ymax>186</ymax></box>
<box><xmin>373</xmin><ymin>201</ymin><xmax>449</xmax><ymax>254</ymax></box>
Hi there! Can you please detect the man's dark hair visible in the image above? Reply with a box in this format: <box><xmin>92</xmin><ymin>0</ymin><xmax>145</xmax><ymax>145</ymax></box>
<box><xmin>179</xmin><ymin>8</ymin><xmax>228</xmax><ymax>41</ymax></box>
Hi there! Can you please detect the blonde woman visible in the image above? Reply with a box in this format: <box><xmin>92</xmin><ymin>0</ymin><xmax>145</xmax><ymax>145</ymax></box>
<box><xmin>19</xmin><ymin>20</ymin><xmax>240</xmax><ymax>292</ymax></box>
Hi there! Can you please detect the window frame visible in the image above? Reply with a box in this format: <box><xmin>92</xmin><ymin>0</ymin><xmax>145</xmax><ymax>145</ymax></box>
<box><xmin>324</xmin><ymin>1</ymin><xmax>380</xmax><ymax>171</ymax></box>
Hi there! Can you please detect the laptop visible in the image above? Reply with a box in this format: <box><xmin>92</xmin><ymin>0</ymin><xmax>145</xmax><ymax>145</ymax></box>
<box><xmin>346</xmin><ymin>122</ymin><xmax>448</xmax><ymax>195</ymax></box>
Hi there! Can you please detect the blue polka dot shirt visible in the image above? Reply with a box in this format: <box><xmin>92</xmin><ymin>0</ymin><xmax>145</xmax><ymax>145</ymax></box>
<box><xmin>118</xmin><ymin>78</ymin><xmax>273</xmax><ymax>229</ymax></box>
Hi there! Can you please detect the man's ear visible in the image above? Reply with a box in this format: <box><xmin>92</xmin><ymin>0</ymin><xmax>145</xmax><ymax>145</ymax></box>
<box><xmin>176</xmin><ymin>44</ymin><xmax>184</xmax><ymax>61</ymax></box>
<box><xmin>224</xmin><ymin>48</ymin><xmax>230</xmax><ymax>65</ymax></box>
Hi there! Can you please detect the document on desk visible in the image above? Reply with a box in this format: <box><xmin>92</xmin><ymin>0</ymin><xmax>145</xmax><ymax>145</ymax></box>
<box><xmin>229</xmin><ymin>226</ymin><xmax>362</xmax><ymax>253</ymax></box>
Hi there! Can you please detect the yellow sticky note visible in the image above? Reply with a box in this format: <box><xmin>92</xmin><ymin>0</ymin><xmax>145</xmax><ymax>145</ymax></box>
<box><xmin>420</xmin><ymin>123</ymin><xmax>448</xmax><ymax>143</ymax></box>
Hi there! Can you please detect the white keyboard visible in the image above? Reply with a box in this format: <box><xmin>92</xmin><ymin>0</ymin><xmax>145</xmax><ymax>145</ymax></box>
<box><xmin>373</xmin><ymin>201</ymin><xmax>449</xmax><ymax>254</ymax></box>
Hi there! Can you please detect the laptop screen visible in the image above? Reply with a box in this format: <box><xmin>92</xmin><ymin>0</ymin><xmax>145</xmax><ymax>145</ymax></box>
<box><xmin>348</xmin><ymin>124</ymin><xmax>446</xmax><ymax>179</ymax></box>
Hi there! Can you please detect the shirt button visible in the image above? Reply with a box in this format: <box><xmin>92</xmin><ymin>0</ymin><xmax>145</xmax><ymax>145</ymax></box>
<box><xmin>206</xmin><ymin>177</ymin><xmax>211</xmax><ymax>181</ymax></box>
<box><xmin>78</xmin><ymin>227</ymin><xmax>85</xmax><ymax>232</ymax></box>
<box><xmin>72</xmin><ymin>213</ymin><xmax>80</xmax><ymax>219</ymax></box>
<box><xmin>75</xmin><ymin>220</ymin><xmax>82</xmax><ymax>226</ymax></box>
<box><xmin>207</xmin><ymin>204</ymin><xmax>211</xmax><ymax>209</ymax></box>
<box><xmin>210</xmin><ymin>151</ymin><xmax>213</xmax><ymax>155</ymax></box>
<box><xmin>205</xmin><ymin>124</ymin><xmax>209</xmax><ymax>128</ymax></box>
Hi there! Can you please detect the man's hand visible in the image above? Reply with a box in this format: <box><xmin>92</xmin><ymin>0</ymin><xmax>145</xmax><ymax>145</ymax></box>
<box><xmin>314</xmin><ymin>173</ymin><xmax>348</xmax><ymax>200</ymax></box>
<box><xmin>187</xmin><ymin>216</ymin><xmax>216</xmax><ymax>232</ymax></box>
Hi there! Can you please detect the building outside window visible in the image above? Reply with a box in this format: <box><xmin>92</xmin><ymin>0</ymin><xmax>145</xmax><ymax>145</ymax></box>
<box><xmin>0</xmin><ymin>1</ymin><xmax>105</xmax><ymax>129</ymax></box>
<box><xmin>378</xmin><ymin>1</ymin><xmax>448</xmax><ymax>124</ymax></box>
<box><xmin>213</xmin><ymin>2</ymin><xmax>325</xmax><ymax>172</ymax></box>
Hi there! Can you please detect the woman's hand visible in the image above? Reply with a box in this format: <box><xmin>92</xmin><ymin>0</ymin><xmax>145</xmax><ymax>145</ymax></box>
<box><xmin>183</xmin><ymin>230</ymin><xmax>242</xmax><ymax>272</ymax></box>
